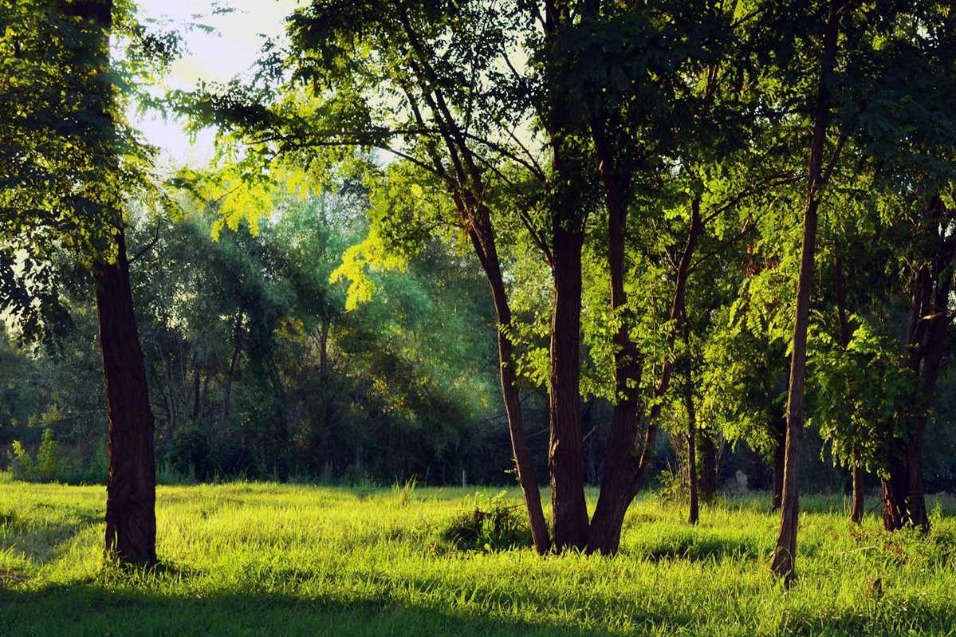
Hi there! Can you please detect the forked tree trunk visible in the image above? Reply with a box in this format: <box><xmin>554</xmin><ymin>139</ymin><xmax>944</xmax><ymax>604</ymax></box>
<box><xmin>882</xmin><ymin>218</ymin><xmax>953</xmax><ymax>531</ymax></box>
<box><xmin>772</xmin><ymin>0</ymin><xmax>845</xmax><ymax>584</ymax></box>
<box><xmin>96</xmin><ymin>230</ymin><xmax>157</xmax><ymax>566</ymax></box>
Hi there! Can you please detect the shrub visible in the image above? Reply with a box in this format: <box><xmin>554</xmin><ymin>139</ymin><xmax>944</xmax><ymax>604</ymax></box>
<box><xmin>441</xmin><ymin>492</ymin><xmax>531</xmax><ymax>552</ymax></box>
<box><xmin>36</xmin><ymin>429</ymin><xmax>62</xmax><ymax>482</ymax></box>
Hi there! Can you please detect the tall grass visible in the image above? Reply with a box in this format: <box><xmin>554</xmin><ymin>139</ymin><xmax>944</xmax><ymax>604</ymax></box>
<box><xmin>1</xmin><ymin>478</ymin><xmax>953</xmax><ymax>636</ymax></box>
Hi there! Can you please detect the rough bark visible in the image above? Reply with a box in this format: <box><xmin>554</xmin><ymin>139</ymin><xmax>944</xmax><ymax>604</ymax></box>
<box><xmin>882</xmin><ymin>209</ymin><xmax>953</xmax><ymax>531</ymax></box>
<box><xmin>96</xmin><ymin>230</ymin><xmax>157</xmax><ymax>566</ymax></box>
<box><xmin>548</xmin><ymin>220</ymin><xmax>590</xmax><ymax>551</ymax></box>
<box><xmin>64</xmin><ymin>0</ymin><xmax>158</xmax><ymax>567</ymax></box>
<box><xmin>771</xmin><ymin>0</ymin><xmax>844</xmax><ymax>584</ymax></box>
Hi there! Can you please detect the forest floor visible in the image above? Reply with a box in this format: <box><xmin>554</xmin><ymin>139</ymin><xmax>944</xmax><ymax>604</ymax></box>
<box><xmin>0</xmin><ymin>477</ymin><xmax>954</xmax><ymax>636</ymax></box>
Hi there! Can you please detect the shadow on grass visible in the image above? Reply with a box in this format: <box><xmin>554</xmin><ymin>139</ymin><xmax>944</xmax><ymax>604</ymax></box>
<box><xmin>0</xmin><ymin>584</ymin><xmax>619</xmax><ymax>637</ymax></box>
<box><xmin>0</xmin><ymin>507</ymin><xmax>101</xmax><ymax>565</ymax></box>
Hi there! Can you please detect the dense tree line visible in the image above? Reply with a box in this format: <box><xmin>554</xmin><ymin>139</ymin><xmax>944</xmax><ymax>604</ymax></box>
<box><xmin>1</xmin><ymin>0</ymin><xmax>954</xmax><ymax>581</ymax></box>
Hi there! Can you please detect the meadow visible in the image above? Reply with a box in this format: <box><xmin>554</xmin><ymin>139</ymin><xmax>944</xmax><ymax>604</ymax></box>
<box><xmin>1</xmin><ymin>476</ymin><xmax>954</xmax><ymax>636</ymax></box>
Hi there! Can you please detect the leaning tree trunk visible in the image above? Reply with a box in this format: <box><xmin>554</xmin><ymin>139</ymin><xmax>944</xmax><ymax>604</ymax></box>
<box><xmin>771</xmin><ymin>0</ymin><xmax>844</xmax><ymax>584</ymax></box>
<box><xmin>771</xmin><ymin>417</ymin><xmax>787</xmax><ymax>512</ymax></box>
<box><xmin>66</xmin><ymin>0</ymin><xmax>157</xmax><ymax>567</ymax></box>
<box><xmin>96</xmin><ymin>230</ymin><xmax>157</xmax><ymax>566</ymax></box>
<box><xmin>468</xmin><ymin>207</ymin><xmax>551</xmax><ymax>554</ymax></box>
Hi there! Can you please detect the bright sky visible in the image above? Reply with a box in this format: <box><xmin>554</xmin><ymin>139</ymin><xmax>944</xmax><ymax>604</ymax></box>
<box><xmin>132</xmin><ymin>0</ymin><xmax>303</xmax><ymax>168</ymax></box>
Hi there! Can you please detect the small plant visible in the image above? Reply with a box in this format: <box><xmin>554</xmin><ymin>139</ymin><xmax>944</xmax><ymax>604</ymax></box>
<box><xmin>36</xmin><ymin>429</ymin><xmax>62</xmax><ymax>482</ymax></box>
<box><xmin>9</xmin><ymin>440</ymin><xmax>35</xmax><ymax>482</ymax></box>
<box><xmin>394</xmin><ymin>475</ymin><xmax>418</xmax><ymax>506</ymax></box>
<box><xmin>657</xmin><ymin>467</ymin><xmax>689</xmax><ymax>504</ymax></box>
<box><xmin>441</xmin><ymin>492</ymin><xmax>531</xmax><ymax>552</ymax></box>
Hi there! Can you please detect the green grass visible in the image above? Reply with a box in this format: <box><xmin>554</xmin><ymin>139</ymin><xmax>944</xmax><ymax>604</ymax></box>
<box><xmin>1</xmin><ymin>479</ymin><xmax>954</xmax><ymax>636</ymax></box>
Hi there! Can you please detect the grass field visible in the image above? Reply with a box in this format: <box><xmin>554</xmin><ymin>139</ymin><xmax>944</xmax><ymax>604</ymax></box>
<box><xmin>1</xmin><ymin>477</ymin><xmax>954</xmax><ymax>636</ymax></box>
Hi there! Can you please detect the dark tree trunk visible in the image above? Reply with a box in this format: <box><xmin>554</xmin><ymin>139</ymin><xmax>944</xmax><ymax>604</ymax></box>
<box><xmin>850</xmin><ymin>459</ymin><xmax>865</xmax><ymax>524</ymax></box>
<box><xmin>686</xmin><ymin>370</ymin><xmax>699</xmax><ymax>526</ymax></box>
<box><xmin>64</xmin><ymin>0</ymin><xmax>157</xmax><ymax>567</ymax></box>
<box><xmin>771</xmin><ymin>416</ymin><xmax>787</xmax><ymax>512</ymax></box>
<box><xmin>698</xmin><ymin>430</ymin><xmax>718</xmax><ymax>503</ymax></box>
<box><xmin>191</xmin><ymin>363</ymin><xmax>201</xmax><ymax>421</ymax></box>
<box><xmin>882</xmin><ymin>209</ymin><xmax>953</xmax><ymax>531</ymax></box>
<box><xmin>96</xmin><ymin>230</ymin><xmax>157</xmax><ymax>566</ymax></box>
<box><xmin>772</xmin><ymin>0</ymin><xmax>844</xmax><ymax>584</ymax></box>
<box><xmin>467</xmin><ymin>208</ymin><xmax>551</xmax><ymax>555</ymax></box>
<box><xmin>586</xmin><ymin>170</ymin><xmax>642</xmax><ymax>555</ymax></box>
<box><xmin>548</xmin><ymin>221</ymin><xmax>589</xmax><ymax>551</ymax></box>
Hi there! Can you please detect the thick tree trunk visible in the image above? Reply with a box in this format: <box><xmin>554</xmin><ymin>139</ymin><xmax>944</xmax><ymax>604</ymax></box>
<box><xmin>96</xmin><ymin>230</ymin><xmax>157</xmax><ymax>566</ymax></box>
<box><xmin>549</xmin><ymin>221</ymin><xmax>589</xmax><ymax>551</ymax></box>
<box><xmin>771</xmin><ymin>0</ymin><xmax>844</xmax><ymax>584</ymax></box>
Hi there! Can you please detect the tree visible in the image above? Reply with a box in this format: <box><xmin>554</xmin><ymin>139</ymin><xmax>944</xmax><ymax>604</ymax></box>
<box><xmin>0</xmin><ymin>0</ymin><xmax>161</xmax><ymax>565</ymax></box>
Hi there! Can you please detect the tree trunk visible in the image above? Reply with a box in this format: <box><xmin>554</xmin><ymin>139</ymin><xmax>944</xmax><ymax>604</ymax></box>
<box><xmin>771</xmin><ymin>417</ymin><xmax>786</xmax><ymax>512</ymax></box>
<box><xmin>698</xmin><ymin>430</ymin><xmax>718</xmax><ymax>503</ymax></box>
<box><xmin>467</xmin><ymin>210</ymin><xmax>551</xmax><ymax>554</ymax></box>
<box><xmin>686</xmin><ymin>375</ymin><xmax>699</xmax><ymax>526</ymax></box>
<box><xmin>586</xmin><ymin>172</ymin><xmax>642</xmax><ymax>555</ymax></box>
<box><xmin>64</xmin><ymin>0</ymin><xmax>157</xmax><ymax>568</ymax></box>
<box><xmin>548</xmin><ymin>220</ymin><xmax>589</xmax><ymax>551</ymax></box>
<box><xmin>771</xmin><ymin>0</ymin><xmax>844</xmax><ymax>584</ymax></box>
<box><xmin>850</xmin><ymin>454</ymin><xmax>865</xmax><ymax>524</ymax></box>
<box><xmin>96</xmin><ymin>230</ymin><xmax>157</xmax><ymax>566</ymax></box>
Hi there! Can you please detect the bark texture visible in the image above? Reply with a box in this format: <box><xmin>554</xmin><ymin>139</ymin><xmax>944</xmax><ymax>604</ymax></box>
<box><xmin>96</xmin><ymin>231</ymin><xmax>157</xmax><ymax>566</ymax></box>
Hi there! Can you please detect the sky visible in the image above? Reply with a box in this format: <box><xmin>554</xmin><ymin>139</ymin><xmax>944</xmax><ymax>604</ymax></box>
<box><xmin>132</xmin><ymin>0</ymin><xmax>303</xmax><ymax>167</ymax></box>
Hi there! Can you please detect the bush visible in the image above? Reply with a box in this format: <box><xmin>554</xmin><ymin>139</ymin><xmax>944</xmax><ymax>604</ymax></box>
<box><xmin>441</xmin><ymin>492</ymin><xmax>531</xmax><ymax>552</ymax></box>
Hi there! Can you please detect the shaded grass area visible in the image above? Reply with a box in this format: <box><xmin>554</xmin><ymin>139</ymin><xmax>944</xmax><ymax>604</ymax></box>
<box><xmin>1</xmin><ymin>481</ymin><xmax>954</xmax><ymax>636</ymax></box>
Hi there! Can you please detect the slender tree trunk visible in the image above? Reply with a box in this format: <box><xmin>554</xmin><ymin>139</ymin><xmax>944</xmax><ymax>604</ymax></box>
<box><xmin>771</xmin><ymin>415</ymin><xmax>786</xmax><ymax>511</ymax></box>
<box><xmin>682</xmin><ymin>320</ymin><xmax>699</xmax><ymax>525</ymax></box>
<box><xmin>221</xmin><ymin>314</ymin><xmax>242</xmax><ymax>431</ymax></box>
<box><xmin>467</xmin><ymin>210</ymin><xmax>551</xmax><ymax>554</ymax></box>
<box><xmin>698</xmin><ymin>430</ymin><xmax>718</xmax><ymax>503</ymax></box>
<box><xmin>771</xmin><ymin>0</ymin><xmax>844</xmax><ymax>584</ymax></box>
<box><xmin>549</xmin><ymin>221</ymin><xmax>589</xmax><ymax>551</ymax></box>
<box><xmin>850</xmin><ymin>455</ymin><xmax>865</xmax><ymax>524</ymax></box>
<box><xmin>96</xmin><ymin>230</ymin><xmax>157</xmax><ymax>566</ymax></box>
